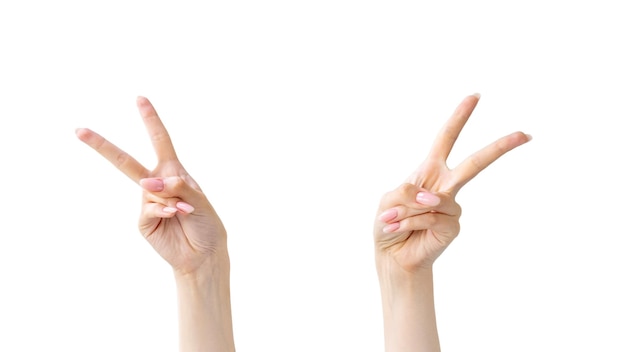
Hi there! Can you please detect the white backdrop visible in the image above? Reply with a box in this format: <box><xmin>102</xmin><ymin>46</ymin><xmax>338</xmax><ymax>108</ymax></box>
<box><xmin>1</xmin><ymin>1</ymin><xmax>624</xmax><ymax>351</ymax></box>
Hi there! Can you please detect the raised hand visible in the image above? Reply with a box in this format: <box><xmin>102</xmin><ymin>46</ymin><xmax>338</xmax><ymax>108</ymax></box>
<box><xmin>374</xmin><ymin>94</ymin><xmax>531</xmax><ymax>272</ymax></box>
<box><xmin>76</xmin><ymin>96</ymin><xmax>227</xmax><ymax>275</ymax></box>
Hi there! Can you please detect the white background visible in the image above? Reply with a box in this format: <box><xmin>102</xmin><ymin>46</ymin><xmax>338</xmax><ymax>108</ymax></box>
<box><xmin>1</xmin><ymin>1</ymin><xmax>624</xmax><ymax>351</ymax></box>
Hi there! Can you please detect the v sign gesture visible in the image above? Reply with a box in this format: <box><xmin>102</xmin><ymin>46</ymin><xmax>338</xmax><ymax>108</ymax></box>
<box><xmin>375</xmin><ymin>93</ymin><xmax>531</xmax><ymax>271</ymax></box>
<box><xmin>373</xmin><ymin>94</ymin><xmax>531</xmax><ymax>352</ymax></box>
<box><xmin>76</xmin><ymin>96</ymin><xmax>226</xmax><ymax>274</ymax></box>
<box><xmin>76</xmin><ymin>97</ymin><xmax>235</xmax><ymax>352</ymax></box>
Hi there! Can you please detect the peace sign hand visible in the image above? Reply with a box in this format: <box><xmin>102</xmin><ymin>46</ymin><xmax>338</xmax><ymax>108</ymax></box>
<box><xmin>374</xmin><ymin>94</ymin><xmax>531</xmax><ymax>273</ymax></box>
<box><xmin>76</xmin><ymin>97</ymin><xmax>226</xmax><ymax>276</ymax></box>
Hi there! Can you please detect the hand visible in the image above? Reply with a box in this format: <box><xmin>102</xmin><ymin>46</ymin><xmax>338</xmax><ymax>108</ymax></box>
<box><xmin>374</xmin><ymin>94</ymin><xmax>531</xmax><ymax>273</ymax></box>
<box><xmin>76</xmin><ymin>97</ymin><xmax>227</xmax><ymax>275</ymax></box>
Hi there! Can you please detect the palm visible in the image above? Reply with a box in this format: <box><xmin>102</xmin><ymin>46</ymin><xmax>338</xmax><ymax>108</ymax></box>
<box><xmin>395</xmin><ymin>162</ymin><xmax>457</xmax><ymax>268</ymax></box>
<box><xmin>143</xmin><ymin>210</ymin><xmax>221</xmax><ymax>272</ymax></box>
<box><xmin>77</xmin><ymin>97</ymin><xmax>225</xmax><ymax>274</ymax></box>
<box><xmin>143</xmin><ymin>162</ymin><xmax>224</xmax><ymax>272</ymax></box>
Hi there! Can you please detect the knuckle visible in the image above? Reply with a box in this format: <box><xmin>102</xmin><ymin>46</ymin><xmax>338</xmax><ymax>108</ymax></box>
<box><xmin>453</xmin><ymin>222</ymin><xmax>461</xmax><ymax>236</ymax></box>
<box><xmin>379</xmin><ymin>189</ymin><xmax>396</xmax><ymax>208</ymax></box>
<box><xmin>495</xmin><ymin>134</ymin><xmax>520</xmax><ymax>154</ymax></box>
<box><xmin>468</xmin><ymin>154</ymin><xmax>483</xmax><ymax>171</ymax></box>
<box><xmin>380</xmin><ymin>190</ymin><xmax>393</xmax><ymax>202</ymax></box>
<box><xmin>397</xmin><ymin>183</ymin><xmax>416</xmax><ymax>198</ymax></box>
<box><xmin>115</xmin><ymin>152</ymin><xmax>130</xmax><ymax>167</ymax></box>
<box><xmin>424</xmin><ymin>212</ymin><xmax>438</xmax><ymax>227</ymax></box>
<box><xmin>167</xmin><ymin>176</ymin><xmax>186</xmax><ymax>192</ymax></box>
<box><xmin>380</xmin><ymin>183</ymin><xmax>417</xmax><ymax>209</ymax></box>
<box><xmin>92</xmin><ymin>135</ymin><xmax>106</xmax><ymax>150</ymax></box>
<box><xmin>151</xmin><ymin>130</ymin><xmax>172</xmax><ymax>144</ymax></box>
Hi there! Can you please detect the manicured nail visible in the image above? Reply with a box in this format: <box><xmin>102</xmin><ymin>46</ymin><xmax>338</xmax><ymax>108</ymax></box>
<box><xmin>416</xmin><ymin>192</ymin><xmax>440</xmax><ymax>206</ymax></box>
<box><xmin>383</xmin><ymin>222</ymin><xmax>400</xmax><ymax>233</ymax></box>
<box><xmin>525</xmin><ymin>133</ymin><xmax>533</xmax><ymax>141</ymax></box>
<box><xmin>140</xmin><ymin>178</ymin><xmax>164</xmax><ymax>192</ymax></box>
<box><xmin>472</xmin><ymin>92</ymin><xmax>481</xmax><ymax>99</ymax></box>
<box><xmin>137</xmin><ymin>96</ymin><xmax>152</xmax><ymax>113</ymax></box>
<box><xmin>176</xmin><ymin>202</ymin><xmax>195</xmax><ymax>214</ymax></box>
<box><xmin>163</xmin><ymin>207</ymin><xmax>178</xmax><ymax>214</ymax></box>
<box><xmin>379</xmin><ymin>209</ymin><xmax>398</xmax><ymax>222</ymax></box>
<box><xmin>75</xmin><ymin>128</ymin><xmax>91</xmax><ymax>141</ymax></box>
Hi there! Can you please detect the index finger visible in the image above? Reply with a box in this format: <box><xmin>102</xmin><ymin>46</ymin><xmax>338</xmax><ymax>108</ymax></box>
<box><xmin>428</xmin><ymin>94</ymin><xmax>481</xmax><ymax>162</ymax></box>
<box><xmin>75</xmin><ymin>127</ymin><xmax>150</xmax><ymax>183</ymax></box>
<box><xmin>136</xmin><ymin>96</ymin><xmax>179</xmax><ymax>163</ymax></box>
<box><xmin>451</xmin><ymin>131</ymin><xmax>532</xmax><ymax>191</ymax></box>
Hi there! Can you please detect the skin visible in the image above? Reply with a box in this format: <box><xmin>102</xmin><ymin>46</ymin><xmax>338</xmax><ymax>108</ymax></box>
<box><xmin>374</xmin><ymin>93</ymin><xmax>531</xmax><ymax>352</ymax></box>
<box><xmin>75</xmin><ymin>93</ymin><xmax>527</xmax><ymax>351</ymax></box>
<box><xmin>75</xmin><ymin>96</ymin><xmax>235</xmax><ymax>352</ymax></box>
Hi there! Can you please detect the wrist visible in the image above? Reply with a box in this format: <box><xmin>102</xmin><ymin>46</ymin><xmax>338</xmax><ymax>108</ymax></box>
<box><xmin>375</xmin><ymin>251</ymin><xmax>433</xmax><ymax>284</ymax></box>
<box><xmin>174</xmin><ymin>248</ymin><xmax>234</xmax><ymax>352</ymax></box>
<box><xmin>376</xmin><ymin>254</ymin><xmax>440</xmax><ymax>352</ymax></box>
<box><xmin>173</xmin><ymin>250</ymin><xmax>231</xmax><ymax>316</ymax></box>
<box><xmin>173</xmin><ymin>247</ymin><xmax>230</xmax><ymax>283</ymax></box>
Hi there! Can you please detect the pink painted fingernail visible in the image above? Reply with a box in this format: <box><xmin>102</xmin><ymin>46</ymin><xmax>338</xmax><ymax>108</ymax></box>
<box><xmin>176</xmin><ymin>202</ymin><xmax>195</xmax><ymax>214</ymax></box>
<box><xmin>140</xmin><ymin>178</ymin><xmax>164</xmax><ymax>192</ymax></box>
<box><xmin>416</xmin><ymin>192</ymin><xmax>440</xmax><ymax>206</ymax></box>
<box><xmin>383</xmin><ymin>222</ymin><xmax>400</xmax><ymax>233</ymax></box>
<box><xmin>379</xmin><ymin>209</ymin><xmax>398</xmax><ymax>222</ymax></box>
<box><xmin>163</xmin><ymin>207</ymin><xmax>178</xmax><ymax>214</ymax></box>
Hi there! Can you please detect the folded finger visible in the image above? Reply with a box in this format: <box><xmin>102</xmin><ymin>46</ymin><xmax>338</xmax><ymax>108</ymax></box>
<box><xmin>140</xmin><ymin>176</ymin><xmax>207</xmax><ymax>212</ymax></box>
<box><xmin>383</xmin><ymin>212</ymin><xmax>460</xmax><ymax>237</ymax></box>
<box><xmin>141</xmin><ymin>202</ymin><xmax>180</xmax><ymax>220</ymax></box>
<box><xmin>380</xmin><ymin>195</ymin><xmax>461</xmax><ymax>224</ymax></box>
<box><xmin>379</xmin><ymin>183</ymin><xmax>437</xmax><ymax>210</ymax></box>
<box><xmin>378</xmin><ymin>183</ymin><xmax>460</xmax><ymax>217</ymax></box>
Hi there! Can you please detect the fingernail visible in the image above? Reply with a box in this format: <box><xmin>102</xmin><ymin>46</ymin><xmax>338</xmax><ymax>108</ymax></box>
<box><xmin>176</xmin><ymin>201</ymin><xmax>195</xmax><ymax>214</ymax></box>
<box><xmin>140</xmin><ymin>178</ymin><xmax>164</xmax><ymax>192</ymax></box>
<box><xmin>75</xmin><ymin>128</ymin><xmax>86</xmax><ymax>140</ymax></box>
<box><xmin>379</xmin><ymin>209</ymin><xmax>398</xmax><ymax>222</ymax></box>
<box><xmin>137</xmin><ymin>96</ymin><xmax>152</xmax><ymax>113</ymax></box>
<box><xmin>383</xmin><ymin>222</ymin><xmax>400</xmax><ymax>233</ymax></box>
<box><xmin>472</xmin><ymin>92</ymin><xmax>481</xmax><ymax>99</ymax></box>
<box><xmin>163</xmin><ymin>207</ymin><xmax>178</xmax><ymax>214</ymax></box>
<box><xmin>416</xmin><ymin>192</ymin><xmax>440</xmax><ymax>206</ymax></box>
<box><xmin>525</xmin><ymin>133</ymin><xmax>533</xmax><ymax>141</ymax></box>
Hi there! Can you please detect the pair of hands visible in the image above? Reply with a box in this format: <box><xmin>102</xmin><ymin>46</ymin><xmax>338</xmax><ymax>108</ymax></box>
<box><xmin>76</xmin><ymin>94</ymin><xmax>530</xmax><ymax>275</ymax></box>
